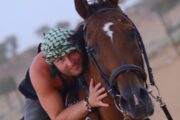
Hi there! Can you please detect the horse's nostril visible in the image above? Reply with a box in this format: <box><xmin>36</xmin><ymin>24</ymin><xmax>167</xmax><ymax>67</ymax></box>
<box><xmin>120</xmin><ymin>96</ymin><xmax>128</xmax><ymax>106</ymax></box>
<box><xmin>140</xmin><ymin>88</ymin><xmax>149</xmax><ymax>100</ymax></box>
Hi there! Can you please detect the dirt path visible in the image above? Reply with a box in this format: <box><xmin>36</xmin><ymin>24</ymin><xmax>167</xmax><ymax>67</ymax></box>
<box><xmin>148</xmin><ymin>45</ymin><xmax>180</xmax><ymax>119</ymax></box>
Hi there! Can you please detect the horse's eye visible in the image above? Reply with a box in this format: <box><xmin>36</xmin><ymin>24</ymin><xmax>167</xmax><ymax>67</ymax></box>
<box><xmin>87</xmin><ymin>46</ymin><xmax>96</xmax><ymax>54</ymax></box>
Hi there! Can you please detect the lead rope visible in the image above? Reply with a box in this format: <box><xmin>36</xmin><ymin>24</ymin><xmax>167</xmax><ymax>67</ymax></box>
<box><xmin>147</xmin><ymin>85</ymin><xmax>173</xmax><ymax>120</ymax></box>
<box><xmin>135</xmin><ymin>27</ymin><xmax>173</xmax><ymax>120</ymax></box>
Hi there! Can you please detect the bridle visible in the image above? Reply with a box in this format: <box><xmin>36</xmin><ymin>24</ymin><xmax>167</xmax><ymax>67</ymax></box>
<box><xmin>83</xmin><ymin>8</ymin><xmax>173</xmax><ymax>120</ymax></box>
<box><xmin>83</xmin><ymin>8</ymin><xmax>152</xmax><ymax>97</ymax></box>
<box><xmin>86</xmin><ymin>46</ymin><xmax>147</xmax><ymax>98</ymax></box>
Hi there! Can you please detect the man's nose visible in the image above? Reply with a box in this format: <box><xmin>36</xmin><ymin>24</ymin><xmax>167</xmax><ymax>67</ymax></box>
<box><xmin>65</xmin><ymin>57</ymin><xmax>73</xmax><ymax>66</ymax></box>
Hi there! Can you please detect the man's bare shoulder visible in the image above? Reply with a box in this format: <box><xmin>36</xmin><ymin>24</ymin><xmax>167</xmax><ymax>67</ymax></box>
<box><xmin>30</xmin><ymin>52</ymin><xmax>50</xmax><ymax>76</ymax></box>
<box><xmin>29</xmin><ymin>52</ymin><xmax>52</xmax><ymax>87</ymax></box>
<box><xmin>29</xmin><ymin>52</ymin><xmax>62</xmax><ymax>90</ymax></box>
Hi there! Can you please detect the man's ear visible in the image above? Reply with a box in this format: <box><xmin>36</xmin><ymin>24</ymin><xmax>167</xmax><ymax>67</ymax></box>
<box><xmin>74</xmin><ymin>0</ymin><xmax>90</xmax><ymax>19</ymax></box>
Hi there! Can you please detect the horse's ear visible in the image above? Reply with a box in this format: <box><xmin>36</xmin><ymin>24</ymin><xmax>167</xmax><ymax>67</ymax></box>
<box><xmin>74</xmin><ymin>0</ymin><xmax>90</xmax><ymax>19</ymax></box>
<box><xmin>105</xmin><ymin>0</ymin><xmax>119</xmax><ymax>8</ymax></box>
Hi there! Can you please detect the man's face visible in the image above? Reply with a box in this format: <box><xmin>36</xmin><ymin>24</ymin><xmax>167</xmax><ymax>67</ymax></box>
<box><xmin>53</xmin><ymin>50</ymin><xmax>83</xmax><ymax>77</ymax></box>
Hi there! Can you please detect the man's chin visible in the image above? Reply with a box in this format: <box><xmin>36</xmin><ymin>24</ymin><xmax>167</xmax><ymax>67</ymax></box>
<box><xmin>72</xmin><ymin>71</ymin><xmax>82</xmax><ymax>77</ymax></box>
<box><xmin>71</xmin><ymin>69</ymin><xmax>82</xmax><ymax>77</ymax></box>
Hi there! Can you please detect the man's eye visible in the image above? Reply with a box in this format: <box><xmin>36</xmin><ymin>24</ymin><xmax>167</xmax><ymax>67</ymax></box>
<box><xmin>69</xmin><ymin>50</ymin><xmax>78</xmax><ymax>56</ymax></box>
<box><xmin>70</xmin><ymin>50</ymin><xmax>76</xmax><ymax>54</ymax></box>
<box><xmin>57</xmin><ymin>57</ymin><xmax>65</xmax><ymax>62</ymax></box>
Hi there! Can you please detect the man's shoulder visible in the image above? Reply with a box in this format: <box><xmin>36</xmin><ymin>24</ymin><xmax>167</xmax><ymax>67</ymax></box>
<box><xmin>31</xmin><ymin>52</ymin><xmax>50</xmax><ymax>72</ymax></box>
<box><xmin>30</xmin><ymin>53</ymin><xmax>51</xmax><ymax>83</ymax></box>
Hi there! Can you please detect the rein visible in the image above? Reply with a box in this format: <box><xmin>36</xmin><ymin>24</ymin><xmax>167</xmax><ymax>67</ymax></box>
<box><xmin>136</xmin><ymin>30</ymin><xmax>173</xmax><ymax>120</ymax></box>
<box><xmin>84</xmin><ymin>8</ymin><xmax>173</xmax><ymax>120</ymax></box>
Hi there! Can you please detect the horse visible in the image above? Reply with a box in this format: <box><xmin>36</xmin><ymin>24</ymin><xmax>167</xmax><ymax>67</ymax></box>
<box><xmin>73</xmin><ymin>0</ymin><xmax>154</xmax><ymax>119</ymax></box>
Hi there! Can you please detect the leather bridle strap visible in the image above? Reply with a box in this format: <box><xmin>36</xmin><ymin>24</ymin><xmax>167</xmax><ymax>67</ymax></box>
<box><xmin>86</xmin><ymin>46</ymin><xmax>117</xmax><ymax>98</ymax></box>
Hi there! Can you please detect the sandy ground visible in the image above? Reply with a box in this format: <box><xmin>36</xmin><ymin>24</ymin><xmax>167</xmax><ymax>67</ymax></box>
<box><xmin>148</xmin><ymin>45</ymin><xmax>180</xmax><ymax>120</ymax></box>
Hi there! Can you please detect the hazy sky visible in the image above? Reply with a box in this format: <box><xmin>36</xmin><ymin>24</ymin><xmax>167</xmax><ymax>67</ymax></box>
<box><xmin>0</xmin><ymin>0</ymin><xmax>139</xmax><ymax>53</ymax></box>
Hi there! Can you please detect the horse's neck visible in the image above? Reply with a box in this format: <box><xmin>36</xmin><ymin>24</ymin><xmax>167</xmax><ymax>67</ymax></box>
<box><xmin>83</xmin><ymin>60</ymin><xmax>102</xmax><ymax>84</ymax></box>
<box><xmin>82</xmin><ymin>60</ymin><xmax>129</xmax><ymax>120</ymax></box>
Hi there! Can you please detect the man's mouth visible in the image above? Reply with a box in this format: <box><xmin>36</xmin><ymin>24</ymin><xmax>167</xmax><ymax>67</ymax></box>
<box><xmin>73</xmin><ymin>64</ymin><xmax>80</xmax><ymax>70</ymax></box>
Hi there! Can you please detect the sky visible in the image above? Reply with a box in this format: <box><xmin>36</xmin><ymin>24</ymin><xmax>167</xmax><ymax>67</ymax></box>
<box><xmin>0</xmin><ymin>0</ymin><xmax>140</xmax><ymax>53</ymax></box>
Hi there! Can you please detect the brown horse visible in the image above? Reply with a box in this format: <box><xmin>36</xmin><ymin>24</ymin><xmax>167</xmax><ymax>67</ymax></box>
<box><xmin>73</xmin><ymin>0</ymin><xmax>154</xmax><ymax>120</ymax></box>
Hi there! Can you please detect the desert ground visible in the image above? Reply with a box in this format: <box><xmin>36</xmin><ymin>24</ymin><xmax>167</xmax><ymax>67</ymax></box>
<box><xmin>148</xmin><ymin>45</ymin><xmax>180</xmax><ymax>120</ymax></box>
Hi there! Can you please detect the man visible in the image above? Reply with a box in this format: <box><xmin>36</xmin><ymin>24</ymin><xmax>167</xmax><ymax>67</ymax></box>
<box><xmin>19</xmin><ymin>27</ymin><xmax>109</xmax><ymax>120</ymax></box>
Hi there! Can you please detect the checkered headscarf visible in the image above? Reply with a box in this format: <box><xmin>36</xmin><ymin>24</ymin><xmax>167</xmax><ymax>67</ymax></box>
<box><xmin>41</xmin><ymin>28</ymin><xmax>80</xmax><ymax>65</ymax></box>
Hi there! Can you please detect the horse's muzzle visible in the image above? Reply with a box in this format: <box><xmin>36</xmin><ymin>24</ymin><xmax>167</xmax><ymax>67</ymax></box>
<box><xmin>119</xmin><ymin>88</ymin><xmax>154</xmax><ymax>120</ymax></box>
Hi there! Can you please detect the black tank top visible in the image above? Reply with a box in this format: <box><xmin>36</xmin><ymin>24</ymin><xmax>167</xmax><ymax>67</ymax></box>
<box><xmin>18</xmin><ymin>68</ymin><xmax>82</xmax><ymax>100</ymax></box>
<box><xmin>18</xmin><ymin>69</ymin><xmax>39</xmax><ymax>99</ymax></box>
<box><xmin>18</xmin><ymin>68</ymin><xmax>75</xmax><ymax>100</ymax></box>
<box><xmin>18</xmin><ymin>44</ymin><xmax>66</xmax><ymax>100</ymax></box>
<box><xmin>18</xmin><ymin>43</ymin><xmax>42</xmax><ymax>99</ymax></box>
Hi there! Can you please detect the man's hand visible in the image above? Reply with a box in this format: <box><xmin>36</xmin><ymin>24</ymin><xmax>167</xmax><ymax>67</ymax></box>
<box><xmin>88</xmin><ymin>78</ymin><xmax>109</xmax><ymax>108</ymax></box>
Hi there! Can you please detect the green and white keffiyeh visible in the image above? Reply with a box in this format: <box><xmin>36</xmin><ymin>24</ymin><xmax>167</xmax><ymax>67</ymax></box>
<box><xmin>41</xmin><ymin>28</ymin><xmax>80</xmax><ymax>65</ymax></box>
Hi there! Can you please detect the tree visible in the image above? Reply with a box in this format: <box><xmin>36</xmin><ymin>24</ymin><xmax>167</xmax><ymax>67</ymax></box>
<box><xmin>157</xmin><ymin>0</ymin><xmax>179</xmax><ymax>13</ymax></box>
<box><xmin>55</xmin><ymin>21</ymin><xmax>70</xmax><ymax>29</ymax></box>
<box><xmin>4</xmin><ymin>35</ymin><xmax>18</xmax><ymax>58</ymax></box>
<box><xmin>0</xmin><ymin>43</ymin><xmax>7</xmax><ymax>64</ymax></box>
<box><xmin>151</xmin><ymin>0</ymin><xmax>180</xmax><ymax>55</ymax></box>
<box><xmin>36</xmin><ymin>25</ymin><xmax>51</xmax><ymax>38</ymax></box>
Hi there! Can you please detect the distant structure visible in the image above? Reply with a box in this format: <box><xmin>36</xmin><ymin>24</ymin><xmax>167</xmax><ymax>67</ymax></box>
<box><xmin>4</xmin><ymin>36</ymin><xmax>18</xmax><ymax>58</ymax></box>
<box><xmin>36</xmin><ymin>25</ymin><xmax>51</xmax><ymax>39</ymax></box>
<box><xmin>55</xmin><ymin>21</ymin><xmax>70</xmax><ymax>29</ymax></box>
<box><xmin>125</xmin><ymin>0</ymin><xmax>180</xmax><ymax>56</ymax></box>
<box><xmin>0</xmin><ymin>35</ymin><xmax>18</xmax><ymax>64</ymax></box>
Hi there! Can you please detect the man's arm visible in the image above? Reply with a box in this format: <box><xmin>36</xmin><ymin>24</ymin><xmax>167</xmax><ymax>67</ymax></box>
<box><xmin>30</xmin><ymin>65</ymin><xmax>90</xmax><ymax>120</ymax></box>
<box><xmin>33</xmin><ymin>80</ymin><xmax>88</xmax><ymax>120</ymax></box>
<box><xmin>30</xmin><ymin>61</ymin><xmax>108</xmax><ymax>120</ymax></box>
<box><xmin>55</xmin><ymin>79</ymin><xmax>109</xmax><ymax>120</ymax></box>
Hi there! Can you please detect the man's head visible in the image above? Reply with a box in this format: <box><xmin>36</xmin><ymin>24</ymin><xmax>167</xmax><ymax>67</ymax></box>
<box><xmin>41</xmin><ymin>28</ymin><xmax>83</xmax><ymax>77</ymax></box>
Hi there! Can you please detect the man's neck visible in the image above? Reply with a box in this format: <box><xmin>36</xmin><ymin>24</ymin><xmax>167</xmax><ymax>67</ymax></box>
<box><xmin>61</xmin><ymin>74</ymin><xmax>76</xmax><ymax>80</ymax></box>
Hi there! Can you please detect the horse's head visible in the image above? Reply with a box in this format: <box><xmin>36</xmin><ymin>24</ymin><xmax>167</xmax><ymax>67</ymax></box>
<box><xmin>75</xmin><ymin>0</ymin><xmax>154</xmax><ymax>119</ymax></box>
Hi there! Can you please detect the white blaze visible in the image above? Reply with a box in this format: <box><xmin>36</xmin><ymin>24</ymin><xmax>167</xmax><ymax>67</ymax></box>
<box><xmin>87</xmin><ymin>0</ymin><xmax>98</xmax><ymax>4</ymax></box>
<box><xmin>103</xmin><ymin>22</ymin><xmax>114</xmax><ymax>41</ymax></box>
<box><xmin>133</xmin><ymin>94</ymin><xmax>139</xmax><ymax>105</ymax></box>
<box><xmin>87</xmin><ymin>0</ymin><xmax>106</xmax><ymax>4</ymax></box>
